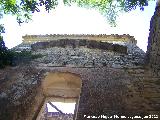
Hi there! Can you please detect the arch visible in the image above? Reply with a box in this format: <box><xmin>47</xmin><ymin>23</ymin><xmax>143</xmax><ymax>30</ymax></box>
<box><xmin>36</xmin><ymin>72</ymin><xmax>82</xmax><ymax>119</ymax></box>
<box><xmin>42</xmin><ymin>72</ymin><xmax>82</xmax><ymax>98</ymax></box>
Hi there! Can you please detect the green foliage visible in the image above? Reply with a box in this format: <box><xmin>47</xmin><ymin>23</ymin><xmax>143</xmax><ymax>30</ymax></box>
<box><xmin>31</xmin><ymin>53</ymin><xmax>44</xmax><ymax>59</ymax></box>
<box><xmin>0</xmin><ymin>0</ymin><xmax>59</xmax><ymax>25</ymax></box>
<box><xmin>10</xmin><ymin>50</ymin><xmax>43</xmax><ymax>61</ymax></box>
<box><xmin>0</xmin><ymin>0</ymin><xmax>155</xmax><ymax>27</ymax></box>
<box><xmin>63</xmin><ymin>0</ymin><xmax>153</xmax><ymax>26</ymax></box>
<box><xmin>0</xmin><ymin>0</ymin><xmax>156</xmax><ymax>68</ymax></box>
<box><xmin>0</xmin><ymin>47</ymin><xmax>43</xmax><ymax>68</ymax></box>
<box><xmin>0</xmin><ymin>34</ymin><xmax>43</xmax><ymax>68</ymax></box>
<box><xmin>0</xmin><ymin>36</ymin><xmax>12</xmax><ymax>68</ymax></box>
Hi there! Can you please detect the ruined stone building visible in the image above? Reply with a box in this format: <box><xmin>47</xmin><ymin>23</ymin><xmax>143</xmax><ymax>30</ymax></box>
<box><xmin>0</xmin><ymin>6</ymin><xmax>160</xmax><ymax>120</ymax></box>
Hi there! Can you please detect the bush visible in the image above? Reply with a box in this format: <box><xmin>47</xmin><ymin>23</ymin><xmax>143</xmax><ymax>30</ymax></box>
<box><xmin>0</xmin><ymin>36</ymin><xmax>43</xmax><ymax>68</ymax></box>
<box><xmin>0</xmin><ymin>36</ymin><xmax>12</xmax><ymax>68</ymax></box>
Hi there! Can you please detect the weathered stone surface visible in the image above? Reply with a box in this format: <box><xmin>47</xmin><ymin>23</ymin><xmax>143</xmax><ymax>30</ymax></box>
<box><xmin>1</xmin><ymin>31</ymin><xmax>160</xmax><ymax>120</ymax></box>
<box><xmin>0</xmin><ymin>65</ymin><xmax>44</xmax><ymax>120</ymax></box>
<box><xmin>42</xmin><ymin>72</ymin><xmax>81</xmax><ymax>97</ymax></box>
<box><xmin>31</xmin><ymin>45</ymin><xmax>145</xmax><ymax>69</ymax></box>
<box><xmin>1</xmin><ymin>63</ymin><xmax>160</xmax><ymax>120</ymax></box>
<box><xmin>146</xmin><ymin>6</ymin><xmax>160</xmax><ymax>76</ymax></box>
<box><xmin>31</xmin><ymin>39</ymin><xmax>127</xmax><ymax>54</ymax></box>
<box><xmin>22</xmin><ymin>34</ymin><xmax>137</xmax><ymax>44</ymax></box>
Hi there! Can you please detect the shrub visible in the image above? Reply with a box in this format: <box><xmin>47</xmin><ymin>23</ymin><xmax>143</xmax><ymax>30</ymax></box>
<box><xmin>0</xmin><ymin>36</ymin><xmax>43</xmax><ymax>68</ymax></box>
<box><xmin>0</xmin><ymin>36</ymin><xmax>12</xmax><ymax>68</ymax></box>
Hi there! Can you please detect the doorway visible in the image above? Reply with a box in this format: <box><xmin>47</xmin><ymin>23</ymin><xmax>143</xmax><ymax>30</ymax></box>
<box><xmin>36</xmin><ymin>72</ymin><xmax>82</xmax><ymax>120</ymax></box>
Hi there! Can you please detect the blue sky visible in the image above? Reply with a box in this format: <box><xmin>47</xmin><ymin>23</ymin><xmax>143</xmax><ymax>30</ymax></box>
<box><xmin>1</xmin><ymin>1</ymin><xmax>156</xmax><ymax>51</ymax></box>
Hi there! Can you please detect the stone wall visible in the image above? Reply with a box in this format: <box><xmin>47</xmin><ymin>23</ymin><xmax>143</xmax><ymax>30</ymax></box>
<box><xmin>1</xmin><ymin>39</ymin><xmax>160</xmax><ymax>120</ymax></box>
<box><xmin>1</xmin><ymin>65</ymin><xmax>160</xmax><ymax>120</ymax></box>
<box><xmin>32</xmin><ymin>46</ymin><xmax>145</xmax><ymax>68</ymax></box>
<box><xmin>0</xmin><ymin>65</ymin><xmax>44</xmax><ymax>120</ymax></box>
<box><xmin>1</xmin><ymin>5</ymin><xmax>160</xmax><ymax>119</ymax></box>
<box><xmin>31</xmin><ymin>39</ymin><xmax>127</xmax><ymax>54</ymax></box>
<box><xmin>146</xmin><ymin>6</ymin><xmax>160</xmax><ymax>76</ymax></box>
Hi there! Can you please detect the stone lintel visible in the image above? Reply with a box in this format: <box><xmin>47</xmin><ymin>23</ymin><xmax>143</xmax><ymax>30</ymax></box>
<box><xmin>22</xmin><ymin>34</ymin><xmax>137</xmax><ymax>44</ymax></box>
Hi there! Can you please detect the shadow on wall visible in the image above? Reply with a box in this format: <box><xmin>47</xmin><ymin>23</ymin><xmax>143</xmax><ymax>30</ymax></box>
<box><xmin>35</xmin><ymin>72</ymin><xmax>82</xmax><ymax>120</ymax></box>
<box><xmin>31</xmin><ymin>39</ymin><xmax>127</xmax><ymax>54</ymax></box>
<box><xmin>42</xmin><ymin>72</ymin><xmax>82</xmax><ymax>98</ymax></box>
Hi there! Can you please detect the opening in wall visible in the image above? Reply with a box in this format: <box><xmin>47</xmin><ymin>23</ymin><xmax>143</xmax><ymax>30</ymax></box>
<box><xmin>36</xmin><ymin>97</ymin><xmax>79</xmax><ymax>120</ymax></box>
<box><xmin>36</xmin><ymin>72</ymin><xmax>82</xmax><ymax>120</ymax></box>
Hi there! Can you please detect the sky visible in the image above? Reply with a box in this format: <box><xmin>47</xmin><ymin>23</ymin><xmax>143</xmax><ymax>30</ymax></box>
<box><xmin>47</xmin><ymin>102</ymin><xmax>76</xmax><ymax>114</ymax></box>
<box><xmin>1</xmin><ymin>1</ymin><xmax>156</xmax><ymax>52</ymax></box>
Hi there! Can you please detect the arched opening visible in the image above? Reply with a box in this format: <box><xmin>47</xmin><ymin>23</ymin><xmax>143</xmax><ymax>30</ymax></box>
<box><xmin>36</xmin><ymin>72</ymin><xmax>82</xmax><ymax>120</ymax></box>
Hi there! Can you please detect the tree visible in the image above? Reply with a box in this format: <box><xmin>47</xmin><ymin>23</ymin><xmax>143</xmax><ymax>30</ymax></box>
<box><xmin>0</xmin><ymin>0</ymin><xmax>59</xmax><ymax>68</ymax></box>
<box><xmin>64</xmin><ymin>0</ymin><xmax>151</xmax><ymax>26</ymax></box>
<box><xmin>0</xmin><ymin>0</ymin><xmax>153</xmax><ymax>27</ymax></box>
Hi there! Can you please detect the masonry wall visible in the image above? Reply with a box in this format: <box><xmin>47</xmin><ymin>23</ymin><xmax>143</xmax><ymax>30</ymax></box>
<box><xmin>31</xmin><ymin>39</ymin><xmax>127</xmax><ymax>54</ymax></box>
<box><xmin>2</xmin><ymin>8</ymin><xmax>160</xmax><ymax>119</ymax></box>
<box><xmin>0</xmin><ymin>65</ymin><xmax>45</xmax><ymax>120</ymax></box>
<box><xmin>146</xmin><ymin>6</ymin><xmax>160</xmax><ymax>76</ymax></box>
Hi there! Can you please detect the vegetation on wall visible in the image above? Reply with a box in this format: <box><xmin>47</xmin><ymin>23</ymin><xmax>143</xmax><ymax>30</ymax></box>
<box><xmin>0</xmin><ymin>36</ymin><xmax>11</xmax><ymax>68</ymax></box>
<box><xmin>0</xmin><ymin>47</ymin><xmax>43</xmax><ymax>68</ymax></box>
<box><xmin>0</xmin><ymin>0</ymin><xmax>156</xmax><ymax>68</ymax></box>
<box><xmin>0</xmin><ymin>32</ymin><xmax>43</xmax><ymax>68</ymax></box>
